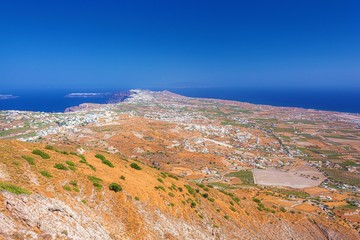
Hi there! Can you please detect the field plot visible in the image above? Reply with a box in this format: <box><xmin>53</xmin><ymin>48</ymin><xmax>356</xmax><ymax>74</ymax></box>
<box><xmin>253</xmin><ymin>166</ymin><xmax>325</xmax><ymax>188</ymax></box>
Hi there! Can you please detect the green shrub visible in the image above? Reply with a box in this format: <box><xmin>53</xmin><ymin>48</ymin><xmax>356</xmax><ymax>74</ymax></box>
<box><xmin>167</xmin><ymin>173</ymin><xmax>179</xmax><ymax>180</ymax></box>
<box><xmin>120</xmin><ymin>175</ymin><xmax>126</xmax><ymax>180</ymax></box>
<box><xmin>168</xmin><ymin>192</ymin><xmax>175</xmax><ymax>197</ymax></box>
<box><xmin>155</xmin><ymin>186</ymin><xmax>166</xmax><ymax>192</ymax></box>
<box><xmin>202</xmin><ymin>193</ymin><xmax>209</xmax><ymax>198</ymax></box>
<box><xmin>208</xmin><ymin>197</ymin><xmax>215</xmax><ymax>202</ymax></box>
<box><xmin>45</xmin><ymin>145</ymin><xmax>54</xmax><ymax>150</ymax></box>
<box><xmin>230</xmin><ymin>206</ymin><xmax>236</xmax><ymax>212</ymax></box>
<box><xmin>130</xmin><ymin>163</ymin><xmax>142</xmax><ymax>170</ymax></box>
<box><xmin>0</xmin><ymin>182</ymin><xmax>30</xmax><ymax>195</ymax></box>
<box><xmin>88</xmin><ymin>176</ymin><xmax>103</xmax><ymax>189</ymax></box>
<box><xmin>63</xmin><ymin>185</ymin><xmax>71</xmax><ymax>191</ymax></box>
<box><xmin>95</xmin><ymin>154</ymin><xmax>106</xmax><ymax>161</ymax></box>
<box><xmin>109</xmin><ymin>183</ymin><xmax>122</xmax><ymax>192</ymax></box>
<box><xmin>21</xmin><ymin>156</ymin><xmax>35</xmax><ymax>165</ymax></box>
<box><xmin>40</xmin><ymin>170</ymin><xmax>52</xmax><ymax>178</ymax></box>
<box><xmin>280</xmin><ymin>207</ymin><xmax>286</xmax><ymax>212</ymax></box>
<box><xmin>134</xmin><ymin>196</ymin><xmax>140</xmax><ymax>201</ymax></box>
<box><xmin>81</xmin><ymin>199</ymin><xmax>87</xmax><ymax>204</ymax></box>
<box><xmin>95</xmin><ymin>154</ymin><xmax>114</xmax><ymax>168</ymax></box>
<box><xmin>190</xmin><ymin>202</ymin><xmax>196</xmax><ymax>208</ymax></box>
<box><xmin>66</xmin><ymin>161</ymin><xmax>75</xmax><ymax>166</ymax></box>
<box><xmin>69</xmin><ymin>180</ymin><xmax>77</xmax><ymax>187</ymax></box>
<box><xmin>184</xmin><ymin>185</ymin><xmax>196</xmax><ymax>195</ymax></box>
<box><xmin>32</xmin><ymin>149</ymin><xmax>50</xmax><ymax>159</ymax></box>
<box><xmin>68</xmin><ymin>165</ymin><xmax>75</xmax><ymax>171</ymax></box>
<box><xmin>253</xmin><ymin>198</ymin><xmax>261</xmax><ymax>203</ymax></box>
<box><xmin>54</xmin><ymin>163</ymin><xmax>68</xmax><ymax>170</ymax></box>
<box><xmin>157</xmin><ymin>178</ymin><xmax>164</xmax><ymax>183</ymax></box>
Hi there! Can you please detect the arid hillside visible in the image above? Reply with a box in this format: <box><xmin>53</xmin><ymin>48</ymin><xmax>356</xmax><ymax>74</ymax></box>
<box><xmin>0</xmin><ymin>139</ymin><xmax>358</xmax><ymax>240</ymax></box>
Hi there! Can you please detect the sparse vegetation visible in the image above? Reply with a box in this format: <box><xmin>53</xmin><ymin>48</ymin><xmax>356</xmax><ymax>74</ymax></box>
<box><xmin>95</xmin><ymin>154</ymin><xmax>114</xmax><ymax>168</ymax></box>
<box><xmin>40</xmin><ymin>170</ymin><xmax>53</xmax><ymax>178</ymax></box>
<box><xmin>32</xmin><ymin>149</ymin><xmax>50</xmax><ymax>159</ymax></box>
<box><xmin>0</xmin><ymin>182</ymin><xmax>30</xmax><ymax>195</ymax></box>
<box><xmin>45</xmin><ymin>145</ymin><xmax>54</xmax><ymax>150</ymax></box>
<box><xmin>155</xmin><ymin>185</ymin><xmax>166</xmax><ymax>192</ymax></box>
<box><xmin>120</xmin><ymin>175</ymin><xmax>126</xmax><ymax>180</ymax></box>
<box><xmin>54</xmin><ymin>163</ymin><xmax>68</xmax><ymax>171</ymax></box>
<box><xmin>21</xmin><ymin>156</ymin><xmax>35</xmax><ymax>165</ymax></box>
<box><xmin>168</xmin><ymin>192</ymin><xmax>175</xmax><ymax>197</ymax></box>
<box><xmin>66</xmin><ymin>161</ymin><xmax>75</xmax><ymax>166</ymax></box>
<box><xmin>184</xmin><ymin>185</ymin><xmax>196</xmax><ymax>195</ymax></box>
<box><xmin>88</xmin><ymin>176</ymin><xmax>103</xmax><ymax>189</ymax></box>
<box><xmin>157</xmin><ymin>178</ymin><xmax>164</xmax><ymax>183</ymax></box>
<box><xmin>109</xmin><ymin>183</ymin><xmax>122</xmax><ymax>192</ymax></box>
<box><xmin>130</xmin><ymin>163</ymin><xmax>142</xmax><ymax>170</ymax></box>
<box><xmin>225</xmin><ymin>170</ymin><xmax>254</xmax><ymax>185</ymax></box>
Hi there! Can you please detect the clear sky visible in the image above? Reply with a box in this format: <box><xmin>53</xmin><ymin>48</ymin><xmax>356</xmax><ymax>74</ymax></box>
<box><xmin>1</xmin><ymin>0</ymin><xmax>359</xmax><ymax>91</ymax></box>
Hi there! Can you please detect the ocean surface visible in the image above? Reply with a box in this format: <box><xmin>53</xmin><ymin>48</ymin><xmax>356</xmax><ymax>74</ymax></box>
<box><xmin>0</xmin><ymin>88</ymin><xmax>359</xmax><ymax>114</ymax></box>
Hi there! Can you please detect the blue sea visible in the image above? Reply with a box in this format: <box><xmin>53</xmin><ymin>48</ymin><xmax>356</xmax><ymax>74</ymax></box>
<box><xmin>0</xmin><ymin>88</ymin><xmax>359</xmax><ymax>114</ymax></box>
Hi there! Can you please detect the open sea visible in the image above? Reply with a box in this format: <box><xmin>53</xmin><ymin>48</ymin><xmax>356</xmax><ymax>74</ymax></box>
<box><xmin>0</xmin><ymin>88</ymin><xmax>359</xmax><ymax>114</ymax></box>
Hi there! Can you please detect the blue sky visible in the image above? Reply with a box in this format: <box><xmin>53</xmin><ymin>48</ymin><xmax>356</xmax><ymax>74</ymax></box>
<box><xmin>1</xmin><ymin>0</ymin><xmax>359</xmax><ymax>91</ymax></box>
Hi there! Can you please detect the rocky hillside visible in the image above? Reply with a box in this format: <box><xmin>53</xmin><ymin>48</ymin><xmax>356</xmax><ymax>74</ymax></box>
<box><xmin>0</xmin><ymin>140</ymin><xmax>358</xmax><ymax>239</ymax></box>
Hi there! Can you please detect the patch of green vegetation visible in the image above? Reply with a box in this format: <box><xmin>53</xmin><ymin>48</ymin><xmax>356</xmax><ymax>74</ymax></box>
<box><xmin>63</xmin><ymin>185</ymin><xmax>72</xmax><ymax>191</ymax></box>
<box><xmin>167</xmin><ymin>173</ymin><xmax>179</xmax><ymax>180</ymax></box>
<box><xmin>120</xmin><ymin>175</ymin><xmax>126</xmax><ymax>180</ymax></box>
<box><xmin>340</xmin><ymin>160</ymin><xmax>360</xmax><ymax>168</ymax></box>
<box><xmin>40</xmin><ymin>170</ymin><xmax>52</xmax><ymax>178</ymax></box>
<box><xmin>225</xmin><ymin>170</ymin><xmax>254</xmax><ymax>185</ymax></box>
<box><xmin>322</xmin><ymin>168</ymin><xmax>360</xmax><ymax>187</ymax></box>
<box><xmin>184</xmin><ymin>185</ymin><xmax>196</xmax><ymax>195</ymax></box>
<box><xmin>270</xmin><ymin>188</ymin><xmax>309</xmax><ymax>199</ymax></box>
<box><xmin>196</xmin><ymin>183</ymin><xmax>209</xmax><ymax>191</ymax></box>
<box><xmin>0</xmin><ymin>182</ymin><xmax>30</xmax><ymax>195</ymax></box>
<box><xmin>157</xmin><ymin>178</ymin><xmax>164</xmax><ymax>183</ymax></box>
<box><xmin>95</xmin><ymin>154</ymin><xmax>114</xmax><ymax>168</ymax></box>
<box><xmin>66</xmin><ymin>161</ymin><xmax>75</xmax><ymax>166</ymax></box>
<box><xmin>69</xmin><ymin>180</ymin><xmax>77</xmax><ymax>187</ymax></box>
<box><xmin>32</xmin><ymin>149</ymin><xmax>50</xmax><ymax>159</ymax></box>
<box><xmin>168</xmin><ymin>192</ymin><xmax>175</xmax><ymax>197</ymax></box>
<box><xmin>230</xmin><ymin>206</ymin><xmax>236</xmax><ymax>212</ymax></box>
<box><xmin>155</xmin><ymin>185</ymin><xmax>166</xmax><ymax>192</ymax></box>
<box><xmin>77</xmin><ymin>155</ymin><xmax>96</xmax><ymax>171</ymax></box>
<box><xmin>45</xmin><ymin>145</ymin><xmax>54</xmax><ymax>150</ymax></box>
<box><xmin>0</xmin><ymin>127</ymin><xmax>30</xmax><ymax>137</ymax></box>
<box><xmin>280</xmin><ymin>207</ymin><xmax>286</xmax><ymax>212</ymax></box>
<box><xmin>207</xmin><ymin>182</ymin><xmax>230</xmax><ymax>189</ymax></box>
<box><xmin>134</xmin><ymin>196</ymin><xmax>140</xmax><ymax>201</ymax></box>
<box><xmin>109</xmin><ymin>183</ymin><xmax>122</xmax><ymax>192</ymax></box>
<box><xmin>21</xmin><ymin>156</ymin><xmax>35</xmax><ymax>165</ymax></box>
<box><xmin>130</xmin><ymin>163</ymin><xmax>142</xmax><ymax>170</ymax></box>
<box><xmin>81</xmin><ymin>199</ymin><xmax>87</xmax><ymax>204</ymax></box>
<box><xmin>54</xmin><ymin>163</ymin><xmax>68</xmax><ymax>171</ymax></box>
<box><xmin>88</xmin><ymin>176</ymin><xmax>103</xmax><ymax>190</ymax></box>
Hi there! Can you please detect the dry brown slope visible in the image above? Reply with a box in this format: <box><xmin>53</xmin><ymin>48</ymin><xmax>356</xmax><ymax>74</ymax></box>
<box><xmin>0</xmin><ymin>140</ymin><xmax>358</xmax><ymax>240</ymax></box>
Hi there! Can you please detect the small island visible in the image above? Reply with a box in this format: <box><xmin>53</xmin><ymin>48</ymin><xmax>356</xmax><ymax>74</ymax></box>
<box><xmin>65</xmin><ymin>93</ymin><xmax>111</xmax><ymax>98</ymax></box>
<box><xmin>0</xmin><ymin>94</ymin><xmax>18</xmax><ymax>100</ymax></box>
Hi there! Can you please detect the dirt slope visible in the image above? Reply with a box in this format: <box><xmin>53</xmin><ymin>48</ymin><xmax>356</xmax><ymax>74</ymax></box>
<box><xmin>0</xmin><ymin>140</ymin><xmax>358</xmax><ymax>240</ymax></box>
